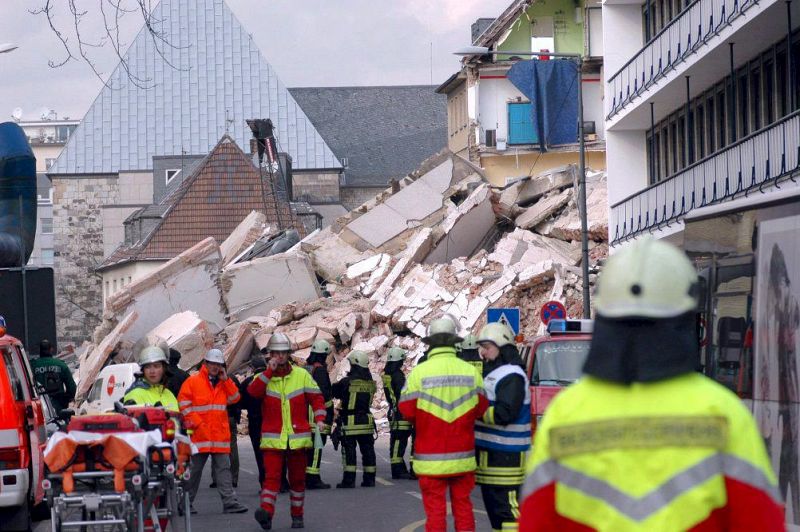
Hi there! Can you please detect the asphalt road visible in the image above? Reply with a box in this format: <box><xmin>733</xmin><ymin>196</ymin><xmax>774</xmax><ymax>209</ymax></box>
<box><xmin>35</xmin><ymin>434</ymin><xmax>492</xmax><ymax>532</ymax></box>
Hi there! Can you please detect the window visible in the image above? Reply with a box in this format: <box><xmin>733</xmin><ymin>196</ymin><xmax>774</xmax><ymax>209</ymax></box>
<box><xmin>113</xmin><ymin>279</ymin><xmax>117</xmax><ymax>293</ymax></box>
<box><xmin>751</xmin><ymin>67</ymin><xmax>762</xmax><ymax>131</ymax></box>
<box><xmin>716</xmin><ymin>89</ymin><xmax>727</xmax><ymax>149</ymax></box>
<box><xmin>55</xmin><ymin>125</ymin><xmax>76</xmax><ymax>142</ymax></box>
<box><xmin>165</xmin><ymin>169</ymin><xmax>181</xmax><ymax>185</ymax></box>
<box><xmin>41</xmin><ymin>249</ymin><xmax>54</xmax><ymax>266</ymax></box>
<box><xmin>696</xmin><ymin>103</ymin><xmax>705</xmax><ymax>160</ymax></box>
<box><xmin>764</xmin><ymin>58</ymin><xmax>775</xmax><ymax>125</ymax></box>
<box><xmin>777</xmin><ymin>49</ymin><xmax>788</xmax><ymax>117</ymax></box>
<box><xmin>738</xmin><ymin>73</ymin><xmax>749</xmax><ymax>137</ymax></box>
<box><xmin>706</xmin><ymin>95</ymin><xmax>716</xmax><ymax>154</ymax></box>
<box><xmin>41</xmin><ymin>217</ymin><xmax>53</xmax><ymax>234</ymax></box>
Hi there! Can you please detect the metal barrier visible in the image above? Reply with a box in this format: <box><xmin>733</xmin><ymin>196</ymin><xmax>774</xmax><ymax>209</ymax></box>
<box><xmin>611</xmin><ymin>110</ymin><xmax>800</xmax><ymax>244</ymax></box>
<box><xmin>606</xmin><ymin>0</ymin><xmax>759</xmax><ymax>119</ymax></box>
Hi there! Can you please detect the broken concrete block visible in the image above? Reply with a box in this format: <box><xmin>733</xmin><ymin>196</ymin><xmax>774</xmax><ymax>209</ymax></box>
<box><xmin>222</xmin><ymin>252</ymin><xmax>321</xmax><ymax>322</ymax></box>
<box><xmin>286</xmin><ymin>327</ymin><xmax>317</xmax><ymax>350</ymax></box>
<box><xmin>314</xmin><ymin>330</ymin><xmax>335</xmax><ymax>345</ymax></box>
<box><xmin>220</xmin><ymin>211</ymin><xmax>267</xmax><ymax>266</ymax></box>
<box><xmin>361</xmin><ymin>254</ymin><xmax>393</xmax><ymax>297</ymax></box>
<box><xmin>147</xmin><ymin>311</ymin><xmax>216</xmax><ymax>371</ymax></box>
<box><xmin>346</xmin><ymin>254</ymin><xmax>388</xmax><ymax>280</ymax></box>
<box><xmin>542</xmin><ymin>177</ymin><xmax>609</xmax><ymax>242</ymax></box>
<box><xmin>371</xmin><ymin>228</ymin><xmax>433</xmax><ymax>306</ymax></box>
<box><xmin>425</xmin><ymin>184</ymin><xmax>496</xmax><ymax>264</ymax></box>
<box><xmin>291</xmin><ymin>347</ymin><xmax>312</xmax><ymax>366</ymax></box>
<box><xmin>268</xmin><ymin>304</ymin><xmax>297</xmax><ymax>326</ymax></box>
<box><xmin>76</xmin><ymin>311</ymin><xmax>139</xmax><ymax>401</ymax></box>
<box><xmin>515</xmin><ymin>188</ymin><xmax>573</xmax><ymax>230</ymax></box>
<box><xmin>223</xmin><ymin>322</ymin><xmax>254</xmax><ymax>374</ymax></box>
<box><xmin>254</xmin><ymin>330</ymin><xmax>272</xmax><ymax>353</ymax></box>
<box><xmin>499</xmin><ymin>165</ymin><xmax>575</xmax><ymax>215</ymax></box>
<box><xmin>337</xmin><ymin>313</ymin><xmax>361</xmax><ymax>343</ymax></box>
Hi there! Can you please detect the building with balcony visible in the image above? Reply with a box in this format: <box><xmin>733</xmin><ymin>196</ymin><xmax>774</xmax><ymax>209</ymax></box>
<box><xmin>13</xmin><ymin>114</ymin><xmax>79</xmax><ymax>267</ymax></box>
<box><xmin>437</xmin><ymin>0</ymin><xmax>607</xmax><ymax>186</ymax></box>
<box><xmin>604</xmin><ymin>0</ymin><xmax>800</xmax><ymax>522</ymax></box>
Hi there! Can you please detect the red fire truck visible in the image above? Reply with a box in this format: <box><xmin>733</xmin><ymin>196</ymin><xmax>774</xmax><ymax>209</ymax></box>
<box><xmin>524</xmin><ymin>319</ymin><xmax>593</xmax><ymax>436</ymax></box>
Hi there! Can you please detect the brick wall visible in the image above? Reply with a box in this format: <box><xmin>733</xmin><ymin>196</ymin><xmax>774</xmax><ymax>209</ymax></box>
<box><xmin>52</xmin><ymin>175</ymin><xmax>120</xmax><ymax>346</ymax></box>
<box><xmin>291</xmin><ymin>172</ymin><xmax>340</xmax><ymax>203</ymax></box>
<box><xmin>340</xmin><ymin>186</ymin><xmax>384</xmax><ymax>210</ymax></box>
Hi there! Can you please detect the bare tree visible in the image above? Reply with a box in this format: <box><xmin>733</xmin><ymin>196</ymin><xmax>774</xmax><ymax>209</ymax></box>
<box><xmin>30</xmin><ymin>0</ymin><xmax>183</xmax><ymax>88</ymax></box>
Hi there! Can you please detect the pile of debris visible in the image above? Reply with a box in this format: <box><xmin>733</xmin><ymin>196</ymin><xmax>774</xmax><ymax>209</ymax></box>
<box><xmin>73</xmin><ymin>150</ymin><xmax>609</xmax><ymax>423</ymax></box>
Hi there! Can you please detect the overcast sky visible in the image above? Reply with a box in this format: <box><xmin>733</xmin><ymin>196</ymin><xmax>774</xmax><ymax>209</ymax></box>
<box><xmin>0</xmin><ymin>0</ymin><xmax>508</xmax><ymax>121</ymax></box>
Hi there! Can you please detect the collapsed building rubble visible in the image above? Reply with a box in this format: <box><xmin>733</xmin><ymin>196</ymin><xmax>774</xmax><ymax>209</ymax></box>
<box><xmin>75</xmin><ymin>150</ymin><xmax>609</xmax><ymax>430</ymax></box>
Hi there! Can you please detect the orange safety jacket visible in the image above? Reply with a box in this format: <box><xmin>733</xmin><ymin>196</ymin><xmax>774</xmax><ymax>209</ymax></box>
<box><xmin>246</xmin><ymin>364</ymin><xmax>326</xmax><ymax>450</ymax></box>
<box><xmin>178</xmin><ymin>365</ymin><xmax>241</xmax><ymax>453</ymax></box>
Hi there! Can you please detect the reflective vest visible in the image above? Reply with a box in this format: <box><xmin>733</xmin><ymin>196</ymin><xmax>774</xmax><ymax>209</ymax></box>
<box><xmin>246</xmin><ymin>365</ymin><xmax>326</xmax><ymax>450</ymax></box>
<box><xmin>398</xmin><ymin>346</ymin><xmax>488</xmax><ymax>477</ymax></box>
<box><xmin>340</xmin><ymin>378</ymin><xmax>376</xmax><ymax>436</ymax></box>
<box><xmin>518</xmin><ymin>373</ymin><xmax>784</xmax><ymax>531</ymax></box>
<box><xmin>475</xmin><ymin>364</ymin><xmax>531</xmax><ymax>452</ymax></box>
<box><xmin>123</xmin><ymin>380</ymin><xmax>179</xmax><ymax>411</ymax></box>
<box><xmin>382</xmin><ymin>373</ymin><xmax>412</xmax><ymax>431</ymax></box>
<box><xmin>178</xmin><ymin>365</ymin><xmax>241</xmax><ymax>453</ymax></box>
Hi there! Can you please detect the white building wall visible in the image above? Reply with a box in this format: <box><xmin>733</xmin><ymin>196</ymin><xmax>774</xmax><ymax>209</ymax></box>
<box><xmin>101</xmin><ymin>261</ymin><xmax>167</xmax><ymax>303</ymax></box>
<box><xmin>606</xmin><ymin>129</ymin><xmax>648</xmax><ymax>205</ymax></box>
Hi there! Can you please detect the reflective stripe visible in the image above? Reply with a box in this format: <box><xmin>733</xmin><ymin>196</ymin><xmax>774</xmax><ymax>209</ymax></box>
<box><xmin>291</xmin><ymin>500</ymin><xmax>304</xmax><ymax>507</ymax></box>
<box><xmin>421</xmin><ymin>375</ymin><xmax>476</xmax><ymax>389</ymax></box>
<box><xmin>261</xmin><ymin>488</ymin><xmax>278</xmax><ymax>497</ymax></box>
<box><xmin>404</xmin><ymin>389</ymin><xmax>479</xmax><ymax>412</ymax></box>
<box><xmin>364</xmin><ymin>466</ymin><xmax>377</xmax><ymax>473</ymax></box>
<box><xmin>414</xmin><ymin>451</ymin><xmax>475</xmax><ymax>461</ymax></box>
<box><xmin>261</xmin><ymin>432</ymin><xmax>282</xmax><ymax>440</ymax></box>
<box><xmin>179</xmin><ymin>401</ymin><xmax>192</xmax><ymax>407</ymax></box>
<box><xmin>191</xmin><ymin>441</ymin><xmax>231</xmax><ymax>449</ymax></box>
<box><xmin>258</xmin><ymin>373</ymin><xmax>270</xmax><ymax>384</ymax></box>
<box><xmin>266</xmin><ymin>390</ymin><xmax>282</xmax><ymax>399</ymax></box>
<box><xmin>286</xmin><ymin>387</ymin><xmax>321</xmax><ymax>400</ymax></box>
<box><xmin>475</xmin><ymin>432</ymin><xmax>532</xmax><ymax>447</ymax></box>
<box><xmin>289</xmin><ymin>490</ymin><xmax>304</xmax><ymax>498</ymax></box>
<box><xmin>184</xmin><ymin>404</ymin><xmax>227</xmax><ymax>414</ymax></box>
<box><xmin>476</xmin><ymin>422</ymin><xmax>531</xmax><ymax>433</ymax></box>
<box><xmin>290</xmin><ymin>432</ymin><xmax>312</xmax><ymax>440</ymax></box>
<box><xmin>313</xmin><ymin>409</ymin><xmax>326</xmax><ymax>417</ymax></box>
<box><xmin>521</xmin><ymin>453</ymin><xmax>782</xmax><ymax>522</ymax></box>
<box><xmin>228</xmin><ymin>392</ymin><xmax>241</xmax><ymax>402</ymax></box>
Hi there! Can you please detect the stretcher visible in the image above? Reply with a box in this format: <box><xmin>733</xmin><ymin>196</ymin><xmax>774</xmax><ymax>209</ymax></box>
<box><xmin>42</xmin><ymin>403</ymin><xmax>194</xmax><ymax>532</ymax></box>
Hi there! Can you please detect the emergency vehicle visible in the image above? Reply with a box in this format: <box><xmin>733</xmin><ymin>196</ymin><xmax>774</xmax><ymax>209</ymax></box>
<box><xmin>78</xmin><ymin>363</ymin><xmax>139</xmax><ymax>414</ymax></box>
<box><xmin>0</xmin><ymin>329</ymin><xmax>48</xmax><ymax>531</ymax></box>
<box><xmin>524</xmin><ymin>319</ymin><xmax>593</xmax><ymax>436</ymax></box>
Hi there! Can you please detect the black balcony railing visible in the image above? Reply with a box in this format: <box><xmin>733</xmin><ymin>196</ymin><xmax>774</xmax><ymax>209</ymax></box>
<box><xmin>611</xmin><ymin>110</ymin><xmax>800</xmax><ymax>244</ymax></box>
<box><xmin>606</xmin><ymin>0</ymin><xmax>760</xmax><ymax>120</ymax></box>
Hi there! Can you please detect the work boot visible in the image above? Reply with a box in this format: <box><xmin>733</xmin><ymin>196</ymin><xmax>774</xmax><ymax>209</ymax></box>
<box><xmin>361</xmin><ymin>472</ymin><xmax>376</xmax><ymax>487</ymax></box>
<box><xmin>254</xmin><ymin>509</ymin><xmax>272</xmax><ymax>530</ymax></box>
<box><xmin>391</xmin><ymin>463</ymin><xmax>414</xmax><ymax>480</ymax></box>
<box><xmin>223</xmin><ymin>502</ymin><xmax>248</xmax><ymax>514</ymax></box>
<box><xmin>291</xmin><ymin>516</ymin><xmax>305</xmax><ymax>529</ymax></box>
<box><xmin>336</xmin><ymin>472</ymin><xmax>356</xmax><ymax>489</ymax></box>
<box><xmin>305</xmin><ymin>474</ymin><xmax>331</xmax><ymax>490</ymax></box>
<box><xmin>209</xmin><ymin>482</ymin><xmax>217</xmax><ymax>488</ymax></box>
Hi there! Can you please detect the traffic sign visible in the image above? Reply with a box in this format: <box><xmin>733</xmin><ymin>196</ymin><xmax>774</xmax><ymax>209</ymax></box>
<box><xmin>487</xmin><ymin>308</ymin><xmax>521</xmax><ymax>335</ymax></box>
<box><xmin>540</xmin><ymin>300</ymin><xmax>567</xmax><ymax>325</ymax></box>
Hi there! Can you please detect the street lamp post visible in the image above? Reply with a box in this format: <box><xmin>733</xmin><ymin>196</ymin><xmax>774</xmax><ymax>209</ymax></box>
<box><xmin>454</xmin><ymin>46</ymin><xmax>592</xmax><ymax>319</ymax></box>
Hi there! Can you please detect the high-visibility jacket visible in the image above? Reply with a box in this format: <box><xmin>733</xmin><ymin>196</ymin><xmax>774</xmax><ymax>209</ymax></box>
<box><xmin>398</xmin><ymin>346</ymin><xmax>488</xmax><ymax>477</ymax></box>
<box><xmin>382</xmin><ymin>371</ymin><xmax>412</xmax><ymax>431</ymax></box>
<box><xmin>123</xmin><ymin>379</ymin><xmax>179</xmax><ymax>411</ymax></box>
<box><xmin>519</xmin><ymin>373</ymin><xmax>784</xmax><ymax>531</ymax></box>
<box><xmin>247</xmin><ymin>364</ymin><xmax>326</xmax><ymax>450</ymax></box>
<box><xmin>178</xmin><ymin>365</ymin><xmax>241</xmax><ymax>453</ymax></box>
<box><xmin>333</xmin><ymin>369</ymin><xmax>376</xmax><ymax>436</ymax></box>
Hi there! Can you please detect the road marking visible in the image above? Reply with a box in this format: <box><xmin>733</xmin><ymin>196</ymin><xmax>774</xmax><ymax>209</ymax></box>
<box><xmin>406</xmin><ymin>490</ymin><xmax>422</xmax><ymax>500</ymax></box>
<box><xmin>239</xmin><ymin>467</ymin><xmax>256</xmax><ymax>475</ymax></box>
<box><xmin>375</xmin><ymin>477</ymin><xmax>394</xmax><ymax>486</ymax></box>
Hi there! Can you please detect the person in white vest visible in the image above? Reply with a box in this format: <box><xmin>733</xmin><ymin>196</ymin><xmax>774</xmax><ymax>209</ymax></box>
<box><xmin>475</xmin><ymin>322</ymin><xmax>531</xmax><ymax>532</ymax></box>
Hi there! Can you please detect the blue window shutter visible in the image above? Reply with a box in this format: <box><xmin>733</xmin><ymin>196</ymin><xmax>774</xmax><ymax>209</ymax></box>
<box><xmin>508</xmin><ymin>102</ymin><xmax>538</xmax><ymax>145</ymax></box>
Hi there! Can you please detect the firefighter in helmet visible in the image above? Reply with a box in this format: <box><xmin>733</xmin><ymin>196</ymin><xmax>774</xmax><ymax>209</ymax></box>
<box><xmin>382</xmin><ymin>346</ymin><xmax>414</xmax><ymax>479</ymax></box>
<box><xmin>458</xmin><ymin>333</ymin><xmax>484</xmax><ymax>374</ymax></box>
<box><xmin>518</xmin><ymin>238</ymin><xmax>783</xmax><ymax>530</ymax></box>
<box><xmin>333</xmin><ymin>350</ymin><xmax>377</xmax><ymax>488</ymax></box>
<box><xmin>123</xmin><ymin>345</ymin><xmax>179</xmax><ymax>411</ymax></box>
<box><xmin>305</xmin><ymin>339</ymin><xmax>335</xmax><ymax>490</ymax></box>
<box><xmin>474</xmin><ymin>322</ymin><xmax>529</xmax><ymax>532</ymax></box>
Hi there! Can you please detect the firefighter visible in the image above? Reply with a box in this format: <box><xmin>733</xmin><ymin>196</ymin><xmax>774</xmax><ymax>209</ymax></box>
<box><xmin>31</xmin><ymin>339</ymin><xmax>76</xmax><ymax>412</ymax></box>
<box><xmin>123</xmin><ymin>346</ymin><xmax>179</xmax><ymax>410</ymax></box>
<box><xmin>333</xmin><ymin>350</ymin><xmax>377</xmax><ymax>488</ymax></box>
<box><xmin>399</xmin><ymin>317</ymin><xmax>488</xmax><ymax>532</ymax></box>
<box><xmin>247</xmin><ymin>333</ymin><xmax>326</xmax><ymax>530</ymax></box>
<box><xmin>179</xmin><ymin>348</ymin><xmax>248</xmax><ymax>515</ymax></box>
<box><xmin>458</xmin><ymin>334</ymin><xmax>483</xmax><ymax>374</ymax></box>
<box><xmin>518</xmin><ymin>238</ymin><xmax>784</xmax><ymax>530</ymax></box>
<box><xmin>474</xmin><ymin>322</ymin><xmax>529</xmax><ymax>532</ymax></box>
<box><xmin>382</xmin><ymin>346</ymin><xmax>414</xmax><ymax>480</ymax></box>
<box><xmin>166</xmin><ymin>347</ymin><xmax>190</xmax><ymax>397</ymax></box>
<box><xmin>305</xmin><ymin>339</ymin><xmax>334</xmax><ymax>490</ymax></box>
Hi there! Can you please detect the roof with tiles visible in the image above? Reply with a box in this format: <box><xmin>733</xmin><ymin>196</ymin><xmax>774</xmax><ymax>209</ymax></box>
<box><xmin>98</xmin><ymin>134</ymin><xmax>301</xmax><ymax>270</ymax></box>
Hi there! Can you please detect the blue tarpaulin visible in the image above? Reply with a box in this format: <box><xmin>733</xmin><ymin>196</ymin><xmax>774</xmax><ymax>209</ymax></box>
<box><xmin>507</xmin><ymin>59</ymin><xmax>579</xmax><ymax>151</ymax></box>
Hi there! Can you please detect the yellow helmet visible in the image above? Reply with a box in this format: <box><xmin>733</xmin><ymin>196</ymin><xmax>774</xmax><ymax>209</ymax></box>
<box><xmin>594</xmin><ymin>238</ymin><xmax>698</xmax><ymax>319</ymax></box>
<box><xmin>477</xmin><ymin>323</ymin><xmax>515</xmax><ymax>348</ymax></box>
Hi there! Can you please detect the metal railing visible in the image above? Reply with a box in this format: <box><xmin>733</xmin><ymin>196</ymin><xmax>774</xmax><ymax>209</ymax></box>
<box><xmin>606</xmin><ymin>0</ymin><xmax>759</xmax><ymax>119</ymax></box>
<box><xmin>611</xmin><ymin>110</ymin><xmax>800</xmax><ymax>244</ymax></box>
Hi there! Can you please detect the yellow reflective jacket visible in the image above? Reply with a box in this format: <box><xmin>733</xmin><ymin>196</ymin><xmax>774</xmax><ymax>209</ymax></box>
<box><xmin>518</xmin><ymin>373</ymin><xmax>784</xmax><ymax>531</ymax></box>
<box><xmin>123</xmin><ymin>380</ymin><xmax>179</xmax><ymax>411</ymax></box>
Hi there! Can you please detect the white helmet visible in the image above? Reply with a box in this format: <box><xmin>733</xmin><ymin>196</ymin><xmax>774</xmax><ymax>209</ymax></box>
<box><xmin>348</xmin><ymin>350</ymin><xmax>370</xmax><ymax>368</ymax></box>
<box><xmin>386</xmin><ymin>347</ymin><xmax>406</xmax><ymax>362</ymax></box>
<box><xmin>594</xmin><ymin>238</ymin><xmax>698</xmax><ymax>319</ymax></box>
<box><xmin>138</xmin><ymin>346</ymin><xmax>168</xmax><ymax>367</ymax></box>
<box><xmin>204</xmin><ymin>348</ymin><xmax>225</xmax><ymax>364</ymax></box>
<box><xmin>477</xmin><ymin>323</ymin><xmax>515</xmax><ymax>348</ymax></box>
<box><xmin>266</xmin><ymin>332</ymin><xmax>292</xmax><ymax>352</ymax></box>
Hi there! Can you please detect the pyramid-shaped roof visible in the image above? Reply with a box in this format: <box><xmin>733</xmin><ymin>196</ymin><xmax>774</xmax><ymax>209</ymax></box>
<box><xmin>50</xmin><ymin>0</ymin><xmax>341</xmax><ymax>175</ymax></box>
<box><xmin>98</xmin><ymin>134</ymin><xmax>302</xmax><ymax>270</ymax></box>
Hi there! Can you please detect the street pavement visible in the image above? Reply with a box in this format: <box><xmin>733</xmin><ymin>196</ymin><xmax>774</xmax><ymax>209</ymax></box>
<box><xmin>35</xmin><ymin>434</ymin><xmax>493</xmax><ymax>531</ymax></box>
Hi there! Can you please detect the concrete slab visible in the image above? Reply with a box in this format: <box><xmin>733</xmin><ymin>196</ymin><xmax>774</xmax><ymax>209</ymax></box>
<box><xmin>425</xmin><ymin>185</ymin><xmax>495</xmax><ymax>264</ymax></box>
<box><xmin>220</xmin><ymin>211</ymin><xmax>267</xmax><ymax>266</ymax></box>
<box><xmin>223</xmin><ymin>322</ymin><xmax>255</xmax><ymax>374</ymax></box>
<box><xmin>344</xmin><ymin>203</ymin><xmax>408</xmax><ymax>248</ymax></box>
<box><xmin>221</xmin><ymin>252</ymin><xmax>321</xmax><ymax>322</ymax></box>
<box><xmin>515</xmin><ymin>189</ymin><xmax>573</xmax><ymax>230</ymax></box>
<box><xmin>146</xmin><ymin>311</ymin><xmax>216</xmax><ymax>370</ymax></box>
<box><xmin>383</xmin><ymin>180</ymin><xmax>442</xmax><ymax>222</ymax></box>
<box><xmin>417</xmin><ymin>158</ymin><xmax>454</xmax><ymax>194</ymax></box>
<box><xmin>76</xmin><ymin>311</ymin><xmax>139</xmax><ymax>401</ymax></box>
<box><xmin>371</xmin><ymin>228</ymin><xmax>433</xmax><ymax>307</ymax></box>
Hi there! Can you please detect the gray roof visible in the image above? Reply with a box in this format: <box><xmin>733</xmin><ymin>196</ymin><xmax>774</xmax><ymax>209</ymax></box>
<box><xmin>288</xmin><ymin>86</ymin><xmax>447</xmax><ymax>187</ymax></box>
<box><xmin>50</xmin><ymin>0</ymin><xmax>341</xmax><ymax>175</ymax></box>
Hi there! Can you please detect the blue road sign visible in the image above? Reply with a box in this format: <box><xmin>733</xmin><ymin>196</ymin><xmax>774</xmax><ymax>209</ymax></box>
<box><xmin>487</xmin><ymin>307</ymin><xmax>521</xmax><ymax>335</ymax></box>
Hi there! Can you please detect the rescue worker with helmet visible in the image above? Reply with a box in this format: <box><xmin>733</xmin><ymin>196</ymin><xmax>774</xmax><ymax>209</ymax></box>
<box><xmin>399</xmin><ymin>316</ymin><xmax>489</xmax><ymax>532</ymax></box>
<box><xmin>247</xmin><ymin>332</ymin><xmax>326</xmax><ymax>530</ymax></box>
<box><xmin>382</xmin><ymin>346</ymin><xmax>415</xmax><ymax>480</ymax></box>
<box><xmin>474</xmin><ymin>322</ymin><xmax>529</xmax><ymax>532</ymax></box>
<box><xmin>166</xmin><ymin>347</ymin><xmax>190</xmax><ymax>397</ymax></box>
<box><xmin>519</xmin><ymin>238</ymin><xmax>784</xmax><ymax>530</ymax></box>
<box><xmin>123</xmin><ymin>345</ymin><xmax>179</xmax><ymax>410</ymax></box>
<box><xmin>178</xmin><ymin>348</ymin><xmax>248</xmax><ymax>515</ymax></box>
<box><xmin>458</xmin><ymin>334</ymin><xmax>483</xmax><ymax>374</ymax></box>
<box><xmin>305</xmin><ymin>339</ymin><xmax>335</xmax><ymax>490</ymax></box>
<box><xmin>332</xmin><ymin>349</ymin><xmax>378</xmax><ymax>488</ymax></box>
<box><xmin>31</xmin><ymin>339</ymin><xmax>76</xmax><ymax>412</ymax></box>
